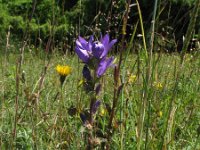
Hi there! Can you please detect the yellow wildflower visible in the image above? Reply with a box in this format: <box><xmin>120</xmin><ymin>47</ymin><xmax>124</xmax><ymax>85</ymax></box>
<box><xmin>56</xmin><ymin>65</ymin><xmax>71</xmax><ymax>76</ymax></box>
<box><xmin>157</xmin><ymin>82</ymin><xmax>163</xmax><ymax>89</ymax></box>
<box><xmin>158</xmin><ymin>111</ymin><xmax>163</xmax><ymax>117</ymax></box>
<box><xmin>100</xmin><ymin>107</ymin><xmax>106</xmax><ymax>116</ymax></box>
<box><xmin>56</xmin><ymin>65</ymin><xmax>71</xmax><ymax>86</ymax></box>
<box><xmin>128</xmin><ymin>74</ymin><xmax>137</xmax><ymax>84</ymax></box>
<box><xmin>153</xmin><ymin>81</ymin><xmax>163</xmax><ymax>90</ymax></box>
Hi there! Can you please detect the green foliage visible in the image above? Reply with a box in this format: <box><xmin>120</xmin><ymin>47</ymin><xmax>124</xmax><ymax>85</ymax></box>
<box><xmin>0</xmin><ymin>0</ymin><xmax>199</xmax><ymax>51</ymax></box>
<box><xmin>171</xmin><ymin>0</ymin><xmax>197</xmax><ymax>6</ymax></box>
<box><xmin>0</xmin><ymin>0</ymin><xmax>77</xmax><ymax>43</ymax></box>
<box><xmin>0</xmin><ymin>3</ymin><xmax>10</xmax><ymax>35</ymax></box>
<box><xmin>7</xmin><ymin>0</ymin><xmax>32</xmax><ymax>16</ymax></box>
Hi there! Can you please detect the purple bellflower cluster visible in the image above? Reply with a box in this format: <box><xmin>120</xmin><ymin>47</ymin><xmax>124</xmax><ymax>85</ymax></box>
<box><xmin>75</xmin><ymin>34</ymin><xmax>117</xmax><ymax>133</ymax></box>
<box><xmin>75</xmin><ymin>34</ymin><xmax>117</xmax><ymax>78</ymax></box>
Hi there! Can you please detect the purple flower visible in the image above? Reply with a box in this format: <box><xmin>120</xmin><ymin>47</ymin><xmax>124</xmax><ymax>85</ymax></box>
<box><xmin>75</xmin><ymin>34</ymin><xmax>117</xmax><ymax>62</ymax></box>
<box><xmin>75</xmin><ymin>34</ymin><xmax>117</xmax><ymax>78</ymax></box>
<box><xmin>82</xmin><ymin>65</ymin><xmax>92</xmax><ymax>81</ymax></box>
<box><xmin>100</xmin><ymin>34</ymin><xmax>117</xmax><ymax>59</ymax></box>
<box><xmin>92</xmin><ymin>100</ymin><xmax>101</xmax><ymax>114</ymax></box>
<box><xmin>96</xmin><ymin>57</ymin><xmax>114</xmax><ymax>78</ymax></box>
<box><xmin>75</xmin><ymin>36</ymin><xmax>93</xmax><ymax>63</ymax></box>
<box><xmin>95</xmin><ymin>83</ymin><xmax>102</xmax><ymax>95</ymax></box>
<box><xmin>92</xmin><ymin>41</ymin><xmax>105</xmax><ymax>59</ymax></box>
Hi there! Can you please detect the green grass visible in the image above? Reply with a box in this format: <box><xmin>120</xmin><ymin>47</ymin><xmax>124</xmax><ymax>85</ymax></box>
<box><xmin>0</xmin><ymin>51</ymin><xmax>200</xmax><ymax>149</ymax></box>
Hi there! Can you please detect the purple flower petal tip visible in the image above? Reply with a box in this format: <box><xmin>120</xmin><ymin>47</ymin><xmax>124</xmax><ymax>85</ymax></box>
<box><xmin>95</xmin><ymin>83</ymin><xmax>102</xmax><ymax>95</ymax></box>
<box><xmin>96</xmin><ymin>57</ymin><xmax>114</xmax><ymax>78</ymax></box>
<box><xmin>80</xmin><ymin>113</ymin><xmax>87</xmax><ymax>124</ymax></box>
<box><xmin>92</xmin><ymin>42</ymin><xmax>105</xmax><ymax>59</ymax></box>
<box><xmin>82</xmin><ymin>65</ymin><xmax>92</xmax><ymax>81</ymax></box>
<box><xmin>92</xmin><ymin>100</ymin><xmax>101</xmax><ymax>114</ymax></box>
<box><xmin>75</xmin><ymin>46</ymin><xmax>89</xmax><ymax>63</ymax></box>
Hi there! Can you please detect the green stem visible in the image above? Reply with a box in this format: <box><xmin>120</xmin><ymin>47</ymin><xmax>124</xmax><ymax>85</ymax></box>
<box><xmin>181</xmin><ymin>0</ymin><xmax>200</xmax><ymax>64</ymax></box>
<box><xmin>145</xmin><ymin>0</ymin><xmax>158</xmax><ymax>149</ymax></box>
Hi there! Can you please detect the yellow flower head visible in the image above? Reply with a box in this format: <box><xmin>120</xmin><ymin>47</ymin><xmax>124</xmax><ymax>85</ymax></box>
<box><xmin>56</xmin><ymin>65</ymin><xmax>71</xmax><ymax>76</ymax></box>
<box><xmin>153</xmin><ymin>81</ymin><xmax>163</xmax><ymax>90</ymax></box>
<box><xmin>158</xmin><ymin>111</ymin><xmax>163</xmax><ymax>117</ymax></box>
<box><xmin>128</xmin><ymin>74</ymin><xmax>137</xmax><ymax>84</ymax></box>
<box><xmin>100</xmin><ymin>107</ymin><xmax>106</xmax><ymax>116</ymax></box>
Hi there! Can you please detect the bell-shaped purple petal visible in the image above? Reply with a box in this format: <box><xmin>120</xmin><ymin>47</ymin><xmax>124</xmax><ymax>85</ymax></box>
<box><xmin>92</xmin><ymin>100</ymin><xmax>101</xmax><ymax>114</ymax></box>
<box><xmin>78</xmin><ymin>36</ymin><xmax>88</xmax><ymax>50</ymax></box>
<box><xmin>78</xmin><ymin>36</ymin><xmax>94</xmax><ymax>51</ymax></box>
<box><xmin>75</xmin><ymin>43</ymin><xmax>90</xmax><ymax>63</ymax></box>
<box><xmin>75</xmin><ymin>36</ymin><xmax>95</xmax><ymax>63</ymax></box>
<box><xmin>88</xmin><ymin>35</ymin><xmax>94</xmax><ymax>51</ymax></box>
<box><xmin>106</xmin><ymin>39</ymin><xmax>117</xmax><ymax>52</ymax></box>
<box><xmin>101</xmin><ymin>34</ymin><xmax>110</xmax><ymax>47</ymax></box>
<box><xmin>82</xmin><ymin>65</ymin><xmax>92</xmax><ymax>81</ymax></box>
<box><xmin>92</xmin><ymin>41</ymin><xmax>105</xmax><ymax>59</ymax></box>
<box><xmin>96</xmin><ymin>57</ymin><xmax>114</xmax><ymax>78</ymax></box>
<box><xmin>100</xmin><ymin>34</ymin><xmax>117</xmax><ymax>58</ymax></box>
<box><xmin>95</xmin><ymin>83</ymin><xmax>102</xmax><ymax>95</ymax></box>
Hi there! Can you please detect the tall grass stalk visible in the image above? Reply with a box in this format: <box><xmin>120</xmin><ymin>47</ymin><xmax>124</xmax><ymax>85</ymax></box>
<box><xmin>5</xmin><ymin>26</ymin><xmax>11</xmax><ymax>65</ymax></box>
<box><xmin>181</xmin><ymin>0</ymin><xmax>200</xmax><ymax>64</ymax></box>
<box><xmin>159</xmin><ymin>59</ymin><xmax>179</xmax><ymax>149</ymax></box>
<box><xmin>145</xmin><ymin>0</ymin><xmax>158</xmax><ymax>149</ymax></box>
<box><xmin>121</xmin><ymin>21</ymin><xmax>138</xmax><ymax>149</ymax></box>
<box><xmin>119</xmin><ymin>1</ymin><xmax>133</xmax><ymax>149</ymax></box>
<box><xmin>106</xmin><ymin>1</ymin><xmax>131</xmax><ymax>149</ymax></box>
<box><xmin>135</xmin><ymin>0</ymin><xmax>148</xmax><ymax>60</ymax></box>
<box><xmin>1</xmin><ymin>24</ymin><xmax>11</xmax><ymax>147</ymax></box>
<box><xmin>12</xmin><ymin>2</ymin><xmax>37</xmax><ymax>146</ymax></box>
<box><xmin>12</xmin><ymin>60</ymin><xmax>20</xmax><ymax>148</ymax></box>
<box><xmin>135</xmin><ymin>0</ymin><xmax>149</xmax><ymax>149</ymax></box>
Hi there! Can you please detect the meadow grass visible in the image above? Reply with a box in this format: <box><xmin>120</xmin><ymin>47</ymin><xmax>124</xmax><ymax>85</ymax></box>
<box><xmin>0</xmin><ymin>50</ymin><xmax>199</xmax><ymax>149</ymax></box>
<box><xmin>0</xmin><ymin>0</ymin><xmax>199</xmax><ymax>149</ymax></box>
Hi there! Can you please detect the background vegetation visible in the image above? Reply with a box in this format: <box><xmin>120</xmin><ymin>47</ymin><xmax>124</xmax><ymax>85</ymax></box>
<box><xmin>0</xmin><ymin>0</ymin><xmax>199</xmax><ymax>52</ymax></box>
